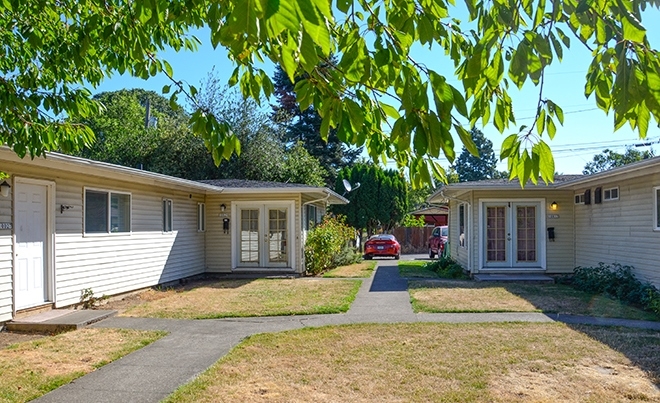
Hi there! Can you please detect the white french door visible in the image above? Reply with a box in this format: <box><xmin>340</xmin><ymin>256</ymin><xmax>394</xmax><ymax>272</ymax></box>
<box><xmin>15</xmin><ymin>180</ymin><xmax>53</xmax><ymax>309</ymax></box>
<box><xmin>233</xmin><ymin>202</ymin><xmax>294</xmax><ymax>269</ymax></box>
<box><xmin>482</xmin><ymin>201</ymin><xmax>545</xmax><ymax>270</ymax></box>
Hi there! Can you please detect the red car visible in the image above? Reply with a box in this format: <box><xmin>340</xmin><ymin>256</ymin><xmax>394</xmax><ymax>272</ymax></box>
<box><xmin>428</xmin><ymin>225</ymin><xmax>448</xmax><ymax>258</ymax></box>
<box><xmin>364</xmin><ymin>234</ymin><xmax>401</xmax><ymax>260</ymax></box>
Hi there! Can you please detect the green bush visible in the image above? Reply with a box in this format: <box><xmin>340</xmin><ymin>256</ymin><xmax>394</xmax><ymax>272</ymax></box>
<box><xmin>331</xmin><ymin>244</ymin><xmax>362</xmax><ymax>268</ymax></box>
<box><xmin>567</xmin><ymin>263</ymin><xmax>660</xmax><ymax>315</ymax></box>
<box><xmin>425</xmin><ymin>257</ymin><xmax>468</xmax><ymax>279</ymax></box>
<box><xmin>304</xmin><ymin>215</ymin><xmax>356</xmax><ymax>275</ymax></box>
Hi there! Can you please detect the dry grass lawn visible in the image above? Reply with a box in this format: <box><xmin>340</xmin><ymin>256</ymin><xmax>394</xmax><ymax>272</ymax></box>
<box><xmin>0</xmin><ymin>328</ymin><xmax>164</xmax><ymax>402</ymax></box>
<box><xmin>163</xmin><ymin>322</ymin><xmax>660</xmax><ymax>403</ymax></box>
<box><xmin>323</xmin><ymin>261</ymin><xmax>376</xmax><ymax>278</ymax></box>
<box><xmin>116</xmin><ymin>278</ymin><xmax>361</xmax><ymax>319</ymax></box>
<box><xmin>409</xmin><ymin>280</ymin><xmax>659</xmax><ymax>321</ymax></box>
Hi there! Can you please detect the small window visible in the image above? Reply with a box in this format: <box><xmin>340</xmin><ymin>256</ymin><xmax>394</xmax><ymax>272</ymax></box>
<box><xmin>574</xmin><ymin>194</ymin><xmax>585</xmax><ymax>204</ymax></box>
<box><xmin>459</xmin><ymin>204</ymin><xmax>467</xmax><ymax>248</ymax></box>
<box><xmin>604</xmin><ymin>187</ymin><xmax>619</xmax><ymax>201</ymax></box>
<box><xmin>163</xmin><ymin>199</ymin><xmax>173</xmax><ymax>232</ymax></box>
<box><xmin>197</xmin><ymin>203</ymin><xmax>206</xmax><ymax>232</ymax></box>
<box><xmin>85</xmin><ymin>189</ymin><xmax>131</xmax><ymax>234</ymax></box>
<box><xmin>654</xmin><ymin>187</ymin><xmax>660</xmax><ymax>230</ymax></box>
<box><xmin>305</xmin><ymin>205</ymin><xmax>321</xmax><ymax>230</ymax></box>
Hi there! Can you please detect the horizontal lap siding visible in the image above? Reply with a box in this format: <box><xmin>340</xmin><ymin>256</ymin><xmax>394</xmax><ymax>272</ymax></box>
<box><xmin>54</xmin><ymin>177</ymin><xmax>206</xmax><ymax>307</ymax></box>
<box><xmin>0</xmin><ymin>187</ymin><xmax>12</xmax><ymax>321</ymax></box>
<box><xmin>574</xmin><ymin>175</ymin><xmax>660</xmax><ymax>288</ymax></box>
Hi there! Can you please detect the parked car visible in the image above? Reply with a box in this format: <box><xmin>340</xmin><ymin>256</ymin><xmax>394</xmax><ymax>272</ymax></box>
<box><xmin>364</xmin><ymin>234</ymin><xmax>401</xmax><ymax>260</ymax></box>
<box><xmin>428</xmin><ymin>225</ymin><xmax>448</xmax><ymax>258</ymax></box>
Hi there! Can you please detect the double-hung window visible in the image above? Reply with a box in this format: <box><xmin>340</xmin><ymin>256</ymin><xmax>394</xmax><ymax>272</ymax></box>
<box><xmin>459</xmin><ymin>203</ymin><xmax>467</xmax><ymax>247</ymax></box>
<box><xmin>604</xmin><ymin>187</ymin><xmax>619</xmax><ymax>201</ymax></box>
<box><xmin>85</xmin><ymin>189</ymin><xmax>131</xmax><ymax>234</ymax></box>
<box><xmin>163</xmin><ymin>199</ymin><xmax>173</xmax><ymax>232</ymax></box>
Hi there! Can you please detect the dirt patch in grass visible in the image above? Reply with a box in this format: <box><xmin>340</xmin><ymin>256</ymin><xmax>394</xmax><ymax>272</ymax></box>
<box><xmin>323</xmin><ymin>261</ymin><xmax>376</xmax><ymax>278</ymax></box>
<box><xmin>0</xmin><ymin>328</ymin><xmax>164</xmax><ymax>402</ymax></box>
<box><xmin>108</xmin><ymin>278</ymin><xmax>361</xmax><ymax>319</ymax></box>
<box><xmin>409</xmin><ymin>280</ymin><xmax>659</xmax><ymax>320</ymax></box>
<box><xmin>0</xmin><ymin>331</ymin><xmax>43</xmax><ymax>350</ymax></box>
<box><xmin>164</xmin><ymin>323</ymin><xmax>660</xmax><ymax>403</ymax></box>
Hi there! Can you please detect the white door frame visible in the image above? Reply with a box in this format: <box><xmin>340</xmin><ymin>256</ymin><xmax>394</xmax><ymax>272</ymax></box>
<box><xmin>13</xmin><ymin>177</ymin><xmax>56</xmax><ymax>312</ymax></box>
<box><xmin>231</xmin><ymin>201</ymin><xmax>296</xmax><ymax>271</ymax></box>
<box><xmin>478</xmin><ymin>198</ymin><xmax>546</xmax><ymax>271</ymax></box>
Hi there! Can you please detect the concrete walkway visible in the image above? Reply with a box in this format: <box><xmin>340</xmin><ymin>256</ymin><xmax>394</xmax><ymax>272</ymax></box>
<box><xmin>34</xmin><ymin>260</ymin><xmax>660</xmax><ymax>402</ymax></box>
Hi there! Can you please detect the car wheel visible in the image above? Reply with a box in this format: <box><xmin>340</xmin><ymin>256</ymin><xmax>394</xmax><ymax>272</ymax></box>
<box><xmin>429</xmin><ymin>247</ymin><xmax>436</xmax><ymax>259</ymax></box>
<box><xmin>394</xmin><ymin>254</ymin><xmax>400</xmax><ymax>260</ymax></box>
<box><xmin>364</xmin><ymin>255</ymin><xmax>372</xmax><ymax>260</ymax></box>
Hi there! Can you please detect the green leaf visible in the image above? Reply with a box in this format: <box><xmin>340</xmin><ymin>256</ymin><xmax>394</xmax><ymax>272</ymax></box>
<box><xmin>455</xmin><ymin>124</ymin><xmax>479</xmax><ymax>157</ymax></box>
<box><xmin>535</xmin><ymin>141</ymin><xmax>555</xmax><ymax>184</ymax></box>
<box><xmin>500</xmin><ymin>134</ymin><xmax>519</xmax><ymax>160</ymax></box>
<box><xmin>546</xmin><ymin>116</ymin><xmax>557</xmax><ymax>139</ymax></box>
<box><xmin>380</xmin><ymin>102</ymin><xmax>400</xmax><ymax>119</ymax></box>
<box><xmin>621</xmin><ymin>9</ymin><xmax>647</xmax><ymax>43</ymax></box>
<box><xmin>536</xmin><ymin>108</ymin><xmax>546</xmax><ymax>135</ymax></box>
<box><xmin>345</xmin><ymin>99</ymin><xmax>364</xmax><ymax>131</ymax></box>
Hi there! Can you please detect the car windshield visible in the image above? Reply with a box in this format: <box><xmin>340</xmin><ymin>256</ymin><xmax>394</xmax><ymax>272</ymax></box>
<box><xmin>370</xmin><ymin>235</ymin><xmax>395</xmax><ymax>241</ymax></box>
<box><xmin>441</xmin><ymin>227</ymin><xmax>448</xmax><ymax>236</ymax></box>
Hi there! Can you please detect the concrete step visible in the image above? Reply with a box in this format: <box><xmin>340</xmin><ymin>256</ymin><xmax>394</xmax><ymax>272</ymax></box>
<box><xmin>474</xmin><ymin>273</ymin><xmax>555</xmax><ymax>283</ymax></box>
<box><xmin>6</xmin><ymin>309</ymin><xmax>117</xmax><ymax>333</ymax></box>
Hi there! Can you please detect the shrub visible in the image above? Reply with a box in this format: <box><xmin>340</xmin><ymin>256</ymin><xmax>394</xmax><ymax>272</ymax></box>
<box><xmin>304</xmin><ymin>215</ymin><xmax>356</xmax><ymax>275</ymax></box>
<box><xmin>567</xmin><ymin>262</ymin><xmax>660</xmax><ymax>315</ymax></box>
<box><xmin>425</xmin><ymin>257</ymin><xmax>468</xmax><ymax>279</ymax></box>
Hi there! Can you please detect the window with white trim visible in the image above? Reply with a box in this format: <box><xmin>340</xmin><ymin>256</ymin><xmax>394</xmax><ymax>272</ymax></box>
<box><xmin>84</xmin><ymin>189</ymin><xmax>131</xmax><ymax>233</ymax></box>
<box><xmin>603</xmin><ymin>187</ymin><xmax>619</xmax><ymax>201</ymax></box>
<box><xmin>197</xmin><ymin>203</ymin><xmax>206</xmax><ymax>232</ymax></box>
<box><xmin>654</xmin><ymin>187</ymin><xmax>660</xmax><ymax>230</ymax></box>
<box><xmin>304</xmin><ymin>204</ymin><xmax>321</xmax><ymax>230</ymax></box>
<box><xmin>163</xmin><ymin>199</ymin><xmax>173</xmax><ymax>232</ymax></box>
<box><xmin>574</xmin><ymin>193</ymin><xmax>585</xmax><ymax>204</ymax></box>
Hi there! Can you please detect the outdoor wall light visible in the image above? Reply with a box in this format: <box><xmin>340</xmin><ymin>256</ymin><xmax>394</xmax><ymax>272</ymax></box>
<box><xmin>220</xmin><ymin>203</ymin><xmax>226</xmax><ymax>212</ymax></box>
<box><xmin>550</xmin><ymin>201</ymin><xmax>558</xmax><ymax>211</ymax></box>
<box><xmin>0</xmin><ymin>181</ymin><xmax>10</xmax><ymax>198</ymax></box>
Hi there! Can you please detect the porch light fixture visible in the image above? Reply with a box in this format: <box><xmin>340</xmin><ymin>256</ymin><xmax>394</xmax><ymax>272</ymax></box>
<box><xmin>550</xmin><ymin>201</ymin><xmax>558</xmax><ymax>211</ymax></box>
<box><xmin>0</xmin><ymin>181</ymin><xmax>10</xmax><ymax>198</ymax></box>
<box><xmin>220</xmin><ymin>203</ymin><xmax>226</xmax><ymax>212</ymax></box>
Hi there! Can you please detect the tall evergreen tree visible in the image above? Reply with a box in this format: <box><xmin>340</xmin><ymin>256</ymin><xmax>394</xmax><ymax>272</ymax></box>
<box><xmin>332</xmin><ymin>163</ymin><xmax>408</xmax><ymax>239</ymax></box>
<box><xmin>453</xmin><ymin>128</ymin><xmax>501</xmax><ymax>182</ymax></box>
<box><xmin>272</xmin><ymin>65</ymin><xmax>361</xmax><ymax>185</ymax></box>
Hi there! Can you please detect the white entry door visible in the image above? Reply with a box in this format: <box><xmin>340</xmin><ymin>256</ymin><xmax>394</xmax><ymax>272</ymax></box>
<box><xmin>235</xmin><ymin>203</ymin><xmax>293</xmax><ymax>269</ymax></box>
<box><xmin>483</xmin><ymin>201</ymin><xmax>544</xmax><ymax>269</ymax></box>
<box><xmin>15</xmin><ymin>182</ymin><xmax>50</xmax><ymax>309</ymax></box>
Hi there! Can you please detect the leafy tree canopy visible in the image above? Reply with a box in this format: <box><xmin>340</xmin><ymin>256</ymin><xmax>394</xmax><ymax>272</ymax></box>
<box><xmin>583</xmin><ymin>146</ymin><xmax>655</xmax><ymax>174</ymax></box>
<box><xmin>2</xmin><ymin>0</ymin><xmax>660</xmax><ymax>188</ymax></box>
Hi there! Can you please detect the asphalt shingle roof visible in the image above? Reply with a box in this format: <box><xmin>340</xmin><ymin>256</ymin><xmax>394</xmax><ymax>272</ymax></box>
<box><xmin>199</xmin><ymin>179</ymin><xmax>315</xmax><ymax>189</ymax></box>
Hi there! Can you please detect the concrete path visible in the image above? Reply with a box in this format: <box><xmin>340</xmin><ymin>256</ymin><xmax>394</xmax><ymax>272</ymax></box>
<box><xmin>33</xmin><ymin>259</ymin><xmax>660</xmax><ymax>402</ymax></box>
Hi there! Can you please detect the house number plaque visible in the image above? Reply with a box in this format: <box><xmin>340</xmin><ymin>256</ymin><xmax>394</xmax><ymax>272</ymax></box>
<box><xmin>547</xmin><ymin>214</ymin><xmax>559</xmax><ymax>219</ymax></box>
<box><xmin>0</xmin><ymin>222</ymin><xmax>12</xmax><ymax>230</ymax></box>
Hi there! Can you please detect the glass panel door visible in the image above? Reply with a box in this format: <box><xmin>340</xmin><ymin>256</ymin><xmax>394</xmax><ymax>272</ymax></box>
<box><xmin>485</xmin><ymin>206</ymin><xmax>508</xmax><ymax>264</ymax></box>
<box><xmin>268</xmin><ymin>208</ymin><xmax>288</xmax><ymax>264</ymax></box>
<box><xmin>515</xmin><ymin>206</ymin><xmax>537</xmax><ymax>263</ymax></box>
<box><xmin>240</xmin><ymin>209</ymin><xmax>260</xmax><ymax>264</ymax></box>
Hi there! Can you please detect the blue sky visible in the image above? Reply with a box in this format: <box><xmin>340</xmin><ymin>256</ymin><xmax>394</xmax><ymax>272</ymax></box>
<box><xmin>95</xmin><ymin>10</ymin><xmax>660</xmax><ymax>175</ymax></box>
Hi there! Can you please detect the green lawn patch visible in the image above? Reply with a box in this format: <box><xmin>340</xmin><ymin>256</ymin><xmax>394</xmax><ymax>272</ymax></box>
<box><xmin>120</xmin><ymin>279</ymin><xmax>362</xmax><ymax>319</ymax></box>
<box><xmin>323</xmin><ymin>261</ymin><xmax>376</xmax><ymax>278</ymax></box>
<box><xmin>409</xmin><ymin>280</ymin><xmax>660</xmax><ymax>321</ymax></box>
<box><xmin>398</xmin><ymin>260</ymin><xmax>438</xmax><ymax>278</ymax></box>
